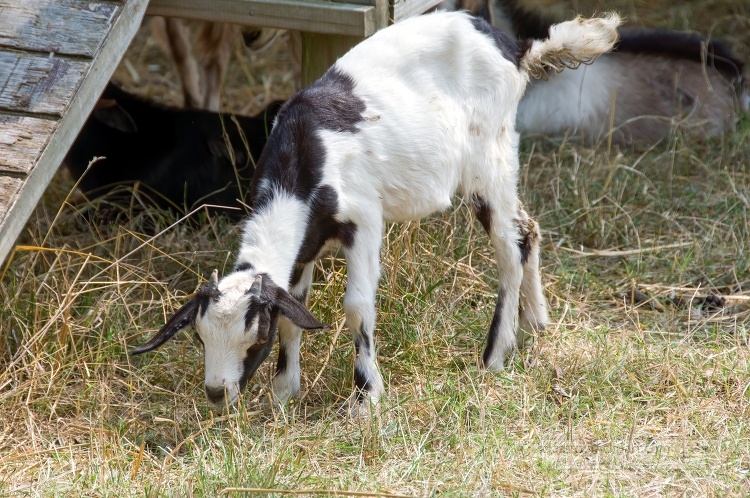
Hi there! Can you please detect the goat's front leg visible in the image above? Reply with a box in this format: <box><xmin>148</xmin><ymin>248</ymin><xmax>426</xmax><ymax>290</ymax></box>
<box><xmin>271</xmin><ymin>262</ymin><xmax>315</xmax><ymax>403</ymax></box>
<box><xmin>343</xmin><ymin>220</ymin><xmax>385</xmax><ymax>409</ymax></box>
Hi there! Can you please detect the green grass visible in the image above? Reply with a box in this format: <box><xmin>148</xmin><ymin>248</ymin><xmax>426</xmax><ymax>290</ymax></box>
<box><xmin>2</xmin><ymin>1</ymin><xmax>750</xmax><ymax>496</ymax></box>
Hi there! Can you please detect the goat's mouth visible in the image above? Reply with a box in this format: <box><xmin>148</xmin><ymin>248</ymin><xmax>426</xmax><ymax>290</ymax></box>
<box><xmin>205</xmin><ymin>384</ymin><xmax>240</xmax><ymax>407</ymax></box>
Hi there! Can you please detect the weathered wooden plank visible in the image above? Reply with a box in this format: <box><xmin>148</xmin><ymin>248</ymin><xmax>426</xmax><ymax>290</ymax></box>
<box><xmin>0</xmin><ymin>175</ymin><xmax>23</xmax><ymax>228</ymax></box>
<box><xmin>0</xmin><ymin>0</ymin><xmax>120</xmax><ymax>57</ymax></box>
<box><xmin>0</xmin><ymin>114</ymin><xmax>57</xmax><ymax>175</ymax></box>
<box><xmin>0</xmin><ymin>51</ymin><xmax>88</xmax><ymax>115</ymax></box>
<box><xmin>147</xmin><ymin>0</ymin><xmax>378</xmax><ymax>37</ymax></box>
<box><xmin>0</xmin><ymin>0</ymin><xmax>149</xmax><ymax>267</ymax></box>
<box><xmin>391</xmin><ymin>0</ymin><xmax>444</xmax><ymax>23</ymax></box>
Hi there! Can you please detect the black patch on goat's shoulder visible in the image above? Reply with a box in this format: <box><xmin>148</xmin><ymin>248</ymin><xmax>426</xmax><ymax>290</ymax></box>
<box><xmin>249</xmin><ymin>67</ymin><xmax>366</xmax><ymax>209</ymax></box>
<box><xmin>470</xmin><ymin>16</ymin><xmax>522</xmax><ymax>67</ymax></box>
<box><xmin>292</xmin><ymin>67</ymin><xmax>367</xmax><ymax>134</ymax></box>
<box><xmin>616</xmin><ymin>29</ymin><xmax>745</xmax><ymax>80</ymax></box>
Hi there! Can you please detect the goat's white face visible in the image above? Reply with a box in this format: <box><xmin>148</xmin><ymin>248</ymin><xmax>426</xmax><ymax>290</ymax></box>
<box><xmin>132</xmin><ymin>270</ymin><xmax>326</xmax><ymax>407</ymax></box>
<box><xmin>195</xmin><ymin>272</ymin><xmax>276</xmax><ymax>406</ymax></box>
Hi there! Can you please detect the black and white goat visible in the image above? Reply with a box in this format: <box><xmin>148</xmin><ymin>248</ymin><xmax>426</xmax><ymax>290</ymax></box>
<box><xmin>132</xmin><ymin>11</ymin><xmax>621</xmax><ymax>409</ymax></box>
<box><xmin>64</xmin><ymin>83</ymin><xmax>281</xmax><ymax>218</ymax></box>
<box><xmin>448</xmin><ymin>0</ymin><xmax>748</xmax><ymax>146</ymax></box>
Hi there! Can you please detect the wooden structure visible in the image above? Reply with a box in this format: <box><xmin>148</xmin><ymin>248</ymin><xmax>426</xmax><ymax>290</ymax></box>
<box><xmin>0</xmin><ymin>0</ymin><xmax>443</xmax><ymax>268</ymax></box>
<box><xmin>0</xmin><ymin>0</ymin><xmax>150</xmax><ymax>268</ymax></box>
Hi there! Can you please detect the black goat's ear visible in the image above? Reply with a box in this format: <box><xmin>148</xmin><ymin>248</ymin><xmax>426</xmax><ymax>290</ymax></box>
<box><xmin>275</xmin><ymin>287</ymin><xmax>328</xmax><ymax>330</ymax></box>
<box><xmin>93</xmin><ymin>100</ymin><xmax>138</xmax><ymax>134</ymax></box>
<box><xmin>131</xmin><ymin>296</ymin><xmax>201</xmax><ymax>354</ymax></box>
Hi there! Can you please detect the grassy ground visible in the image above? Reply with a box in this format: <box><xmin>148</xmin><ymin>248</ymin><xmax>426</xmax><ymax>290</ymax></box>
<box><xmin>2</xmin><ymin>1</ymin><xmax>749</xmax><ymax>496</ymax></box>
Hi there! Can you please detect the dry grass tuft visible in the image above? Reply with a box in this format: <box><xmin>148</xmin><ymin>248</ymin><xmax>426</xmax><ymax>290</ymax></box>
<box><xmin>2</xmin><ymin>2</ymin><xmax>749</xmax><ymax>496</ymax></box>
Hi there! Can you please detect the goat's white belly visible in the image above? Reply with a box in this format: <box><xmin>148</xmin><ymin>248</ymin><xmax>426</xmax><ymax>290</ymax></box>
<box><xmin>319</xmin><ymin>117</ymin><xmax>463</xmax><ymax>223</ymax></box>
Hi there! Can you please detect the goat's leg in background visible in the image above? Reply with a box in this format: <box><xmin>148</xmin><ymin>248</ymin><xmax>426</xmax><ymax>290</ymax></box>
<box><xmin>150</xmin><ymin>17</ymin><xmax>203</xmax><ymax>108</ymax></box>
<box><xmin>195</xmin><ymin>22</ymin><xmax>237</xmax><ymax>112</ymax></box>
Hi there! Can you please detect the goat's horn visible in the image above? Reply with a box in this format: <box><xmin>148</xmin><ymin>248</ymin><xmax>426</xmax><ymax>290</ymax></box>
<box><xmin>249</xmin><ymin>274</ymin><xmax>262</xmax><ymax>297</ymax></box>
<box><xmin>208</xmin><ymin>269</ymin><xmax>220</xmax><ymax>296</ymax></box>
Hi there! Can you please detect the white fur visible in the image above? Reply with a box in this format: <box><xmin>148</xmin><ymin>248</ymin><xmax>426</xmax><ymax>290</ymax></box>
<box><xmin>188</xmin><ymin>10</ymin><xmax>620</xmax><ymax>408</ymax></box>
<box><xmin>517</xmin><ymin>56</ymin><xmax>619</xmax><ymax>141</ymax></box>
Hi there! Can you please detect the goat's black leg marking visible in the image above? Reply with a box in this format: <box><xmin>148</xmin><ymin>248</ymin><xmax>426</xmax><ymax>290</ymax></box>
<box><xmin>276</xmin><ymin>347</ymin><xmax>288</xmax><ymax>376</ymax></box>
<box><xmin>472</xmin><ymin>194</ymin><xmax>493</xmax><ymax>233</ymax></box>
<box><xmin>482</xmin><ymin>289</ymin><xmax>506</xmax><ymax>368</ymax></box>
<box><xmin>352</xmin><ymin>324</ymin><xmax>375</xmax><ymax>401</ymax></box>
<box><xmin>354</xmin><ymin>366</ymin><xmax>372</xmax><ymax>402</ymax></box>
<box><xmin>343</xmin><ymin>219</ymin><xmax>385</xmax><ymax>407</ymax></box>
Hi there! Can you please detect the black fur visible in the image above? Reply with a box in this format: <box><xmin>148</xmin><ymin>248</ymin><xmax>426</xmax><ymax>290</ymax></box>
<box><xmin>491</xmin><ymin>0</ymin><xmax>744</xmax><ymax>80</ymax></box>
<box><xmin>234</xmin><ymin>262</ymin><xmax>254</xmax><ymax>273</ymax></box>
<box><xmin>250</xmin><ymin>68</ymin><xmax>366</xmax><ymax>207</ymax></box>
<box><xmin>275</xmin><ymin>346</ymin><xmax>288</xmax><ymax>374</ymax></box>
<box><xmin>64</xmin><ymin>83</ymin><xmax>282</xmax><ymax>219</ymax></box>
<box><xmin>470</xmin><ymin>16</ymin><xmax>523</xmax><ymax>67</ymax></box>
<box><xmin>616</xmin><ymin>29</ymin><xmax>745</xmax><ymax>79</ymax></box>
<box><xmin>250</xmin><ymin>68</ymin><xmax>364</xmax><ymax>272</ymax></box>
<box><xmin>239</xmin><ymin>313</ymin><xmax>278</xmax><ymax>394</ymax></box>
<box><xmin>354</xmin><ymin>367</ymin><xmax>372</xmax><ymax>401</ymax></box>
<box><xmin>471</xmin><ymin>194</ymin><xmax>493</xmax><ymax>233</ymax></box>
<box><xmin>482</xmin><ymin>289</ymin><xmax>506</xmax><ymax>368</ymax></box>
<box><xmin>354</xmin><ymin>326</ymin><xmax>372</xmax><ymax>357</ymax></box>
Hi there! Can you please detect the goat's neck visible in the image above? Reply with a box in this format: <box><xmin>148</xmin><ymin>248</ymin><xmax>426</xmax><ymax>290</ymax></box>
<box><xmin>236</xmin><ymin>190</ymin><xmax>310</xmax><ymax>289</ymax></box>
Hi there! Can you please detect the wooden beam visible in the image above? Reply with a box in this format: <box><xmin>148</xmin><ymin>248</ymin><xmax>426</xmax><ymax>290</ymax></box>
<box><xmin>147</xmin><ymin>0</ymin><xmax>379</xmax><ymax>37</ymax></box>
<box><xmin>0</xmin><ymin>0</ymin><xmax>120</xmax><ymax>57</ymax></box>
<box><xmin>0</xmin><ymin>0</ymin><xmax>150</xmax><ymax>268</ymax></box>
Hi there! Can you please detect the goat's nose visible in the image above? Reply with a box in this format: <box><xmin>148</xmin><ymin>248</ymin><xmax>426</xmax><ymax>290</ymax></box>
<box><xmin>205</xmin><ymin>385</ymin><xmax>226</xmax><ymax>404</ymax></box>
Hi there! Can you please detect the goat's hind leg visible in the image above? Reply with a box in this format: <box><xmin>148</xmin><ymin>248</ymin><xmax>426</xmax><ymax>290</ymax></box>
<box><xmin>472</xmin><ymin>194</ymin><xmax>524</xmax><ymax>371</ymax></box>
<box><xmin>515</xmin><ymin>205</ymin><xmax>548</xmax><ymax>347</ymax></box>
<box><xmin>272</xmin><ymin>262</ymin><xmax>315</xmax><ymax>403</ymax></box>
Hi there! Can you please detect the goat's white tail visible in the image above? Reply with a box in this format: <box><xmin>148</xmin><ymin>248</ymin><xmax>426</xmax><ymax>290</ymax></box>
<box><xmin>520</xmin><ymin>13</ymin><xmax>622</xmax><ymax>79</ymax></box>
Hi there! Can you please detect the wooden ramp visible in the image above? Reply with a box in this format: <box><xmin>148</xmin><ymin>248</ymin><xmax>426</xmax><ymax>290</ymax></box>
<box><xmin>0</xmin><ymin>0</ymin><xmax>149</xmax><ymax>267</ymax></box>
<box><xmin>0</xmin><ymin>0</ymin><xmax>442</xmax><ymax>268</ymax></box>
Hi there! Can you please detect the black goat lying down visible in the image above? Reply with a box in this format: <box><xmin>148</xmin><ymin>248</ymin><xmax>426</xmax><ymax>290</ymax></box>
<box><xmin>447</xmin><ymin>0</ymin><xmax>748</xmax><ymax>146</ymax></box>
<box><xmin>64</xmin><ymin>83</ymin><xmax>281</xmax><ymax>218</ymax></box>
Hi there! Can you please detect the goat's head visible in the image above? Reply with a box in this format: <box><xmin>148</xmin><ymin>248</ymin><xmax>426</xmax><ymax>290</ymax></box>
<box><xmin>132</xmin><ymin>270</ymin><xmax>326</xmax><ymax>406</ymax></box>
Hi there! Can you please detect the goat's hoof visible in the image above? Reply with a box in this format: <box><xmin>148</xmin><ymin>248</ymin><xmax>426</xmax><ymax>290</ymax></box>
<box><xmin>339</xmin><ymin>394</ymin><xmax>380</xmax><ymax>419</ymax></box>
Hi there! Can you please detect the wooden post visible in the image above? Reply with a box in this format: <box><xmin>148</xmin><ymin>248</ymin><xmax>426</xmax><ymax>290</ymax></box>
<box><xmin>300</xmin><ymin>32</ymin><xmax>362</xmax><ymax>86</ymax></box>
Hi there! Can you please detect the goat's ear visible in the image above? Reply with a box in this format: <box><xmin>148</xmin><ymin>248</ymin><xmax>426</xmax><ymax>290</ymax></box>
<box><xmin>275</xmin><ymin>288</ymin><xmax>328</xmax><ymax>330</ymax></box>
<box><xmin>93</xmin><ymin>100</ymin><xmax>138</xmax><ymax>134</ymax></box>
<box><xmin>131</xmin><ymin>296</ymin><xmax>200</xmax><ymax>354</ymax></box>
